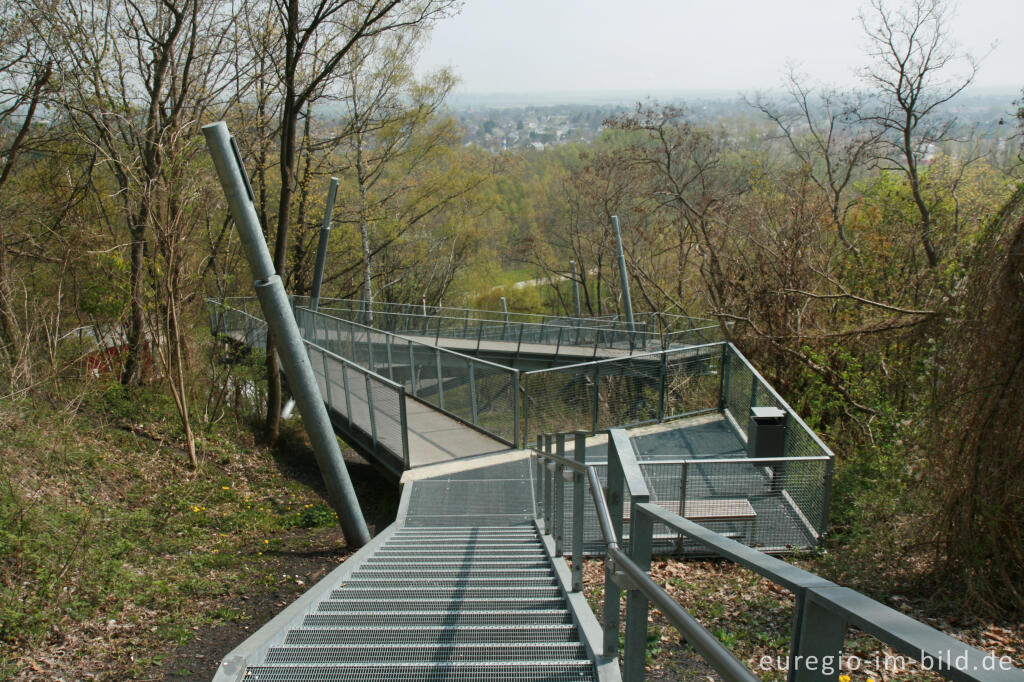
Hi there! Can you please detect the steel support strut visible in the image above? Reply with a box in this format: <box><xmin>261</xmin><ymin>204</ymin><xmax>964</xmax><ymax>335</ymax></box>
<box><xmin>203</xmin><ymin>122</ymin><xmax>371</xmax><ymax>547</ymax></box>
<box><xmin>309</xmin><ymin>177</ymin><xmax>339</xmax><ymax>312</ymax></box>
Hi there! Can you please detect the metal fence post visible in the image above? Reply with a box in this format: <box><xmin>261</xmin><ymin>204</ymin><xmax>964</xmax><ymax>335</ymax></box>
<box><xmin>543</xmin><ymin>435</ymin><xmax>553</xmax><ymax>533</ymax></box>
<box><xmin>592</xmin><ymin>364</ymin><xmax>600</xmax><ymax>433</ymax></box>
<box><xmin>554</xmin><ymin>433</ymin><xmax>566</xmax><ymax>557</ymax></box>
<box><xmin>658</xmin><ymin>351</ymin><xmax>667</xmax><ymax>422</ymax></box>
<box><xmin>385</xmin><ymin>335</ymin><xmax>394</xmax><ymax>381</ymax></box>
<box><xmin>364</xmin><ymin>373</ymin><xmax>378</xmax><ymax>453</ymax></box>
<box><xmin>572</xmin><ymin>430</ymin><xmax>587</xmax><ymax>592</ymax></box>
<box><xmin>399</xmin><ymin>387</ymin><xmax>410</xmax><ymax>469</ymax></box>
<box><xmin>719</xmin><ymin>343</ymin><xmax>731</xmax><ymax>410</ymax></box>
<box><xmin>820</xmin><ymin>456</ymin><xmax>835</xmax><ymax>539</ymax></box>
<box><xmin>603</xmin><ymin>435</ymin><xmax>625</xmax><ymax>658</ymax></box>
<box><xmin>624</xmin><ymin>497</ymin><xmax>653</xmax><ymax>682</ymax></box>
<box><xmin>435</xmin><ymin>347</ymin><xmax>445</xmax><ymax>411</ymax></box>
<box><xmin>788</xmin><ymin>591</ymin><xmax>847</xmax><ymax>682</ymax></box>
<box><xmin>513</xmin><ymin>370</ymin><xmax>522</xmax><ymax>449</ymax></box>
<box><xmin>341</xmin><ymin>364</ymin><xmax>353</xmax><ymax>430</ymax></box>
<box><xmin>469</xmin><ymin>360</ymin><xmax>478</xmax><ymax>425</ymax></box>
<box><xmin>408</xmin><ymin>344</ymin><xmax>417</xmax><ymax>396</ymax></box>
<box><xmin>322</xmin><ymin>353</ymin><xmax>334</xmax><ymax>412</ymax></box>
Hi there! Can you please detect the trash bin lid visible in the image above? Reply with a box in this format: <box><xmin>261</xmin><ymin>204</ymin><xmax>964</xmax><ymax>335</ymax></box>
<box><xmin>750</xmin><ymin>406</ymin><xmax>786</xmax><ymax>422</ymax></box>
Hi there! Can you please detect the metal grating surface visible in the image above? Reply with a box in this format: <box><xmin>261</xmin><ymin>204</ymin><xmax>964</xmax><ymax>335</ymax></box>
<box><xmin>284</xmin><ymin>626</ymin><xmax>580</xmax><ymax>646</ymax></box>
<box><xmin>301</xmin><ymin>611</ymin><xmax>574</xmax><ymax>628</ymax></box>
<box><xmin>263</xmin><ymin>643</ymin><xmax>588</xmax><ymax>664</ymax></box>
<box><xmin>243</xmin><ymin>662</ymin><xmax>596</xmax><ymax>681</ymax></box>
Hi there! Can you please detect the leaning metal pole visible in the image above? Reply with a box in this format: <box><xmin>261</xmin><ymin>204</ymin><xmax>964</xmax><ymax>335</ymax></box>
<box><xmin>569</xmin><ymin>259</ymin><xmax>582</xmax><ymax>318</ymax></box>
<box><xmin>309</xmin><ymin>177</ymin><xmax>339</xmax><ymax>313</ymax></box>
<box><xmin>203</xmin><ymin>122</ymin><xmax>371</xmax><ymax>547</ymax></box>
<box><xmin>611</xmin><ymin>215</ymin><xmax>636</xmax><ymax>334</ymax></box>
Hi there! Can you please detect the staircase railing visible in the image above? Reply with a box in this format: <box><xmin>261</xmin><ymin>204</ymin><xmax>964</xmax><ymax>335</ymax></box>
<box><xmin>532</xmin><ymin>429</ymin><xmax>1023</xmax><ymax>682</ymax></box>
<box><xmin>209</xmin><ymin>299</ymin><xmax>410</xmax><ymax>470</ymax></box>
<box><xmin>294</xmin><ymin>305</ymin><xmax>521</xmax><ymax>448</ymax></box>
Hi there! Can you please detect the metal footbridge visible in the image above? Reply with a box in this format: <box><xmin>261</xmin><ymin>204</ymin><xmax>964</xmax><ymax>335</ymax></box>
<box><xmin>208</xmin><ymin>298</ymin><xmax>1022</xmax><ymax>682</ymax></box>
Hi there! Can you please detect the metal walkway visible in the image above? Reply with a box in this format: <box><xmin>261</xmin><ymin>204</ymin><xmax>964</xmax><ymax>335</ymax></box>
<box><xmin>208</xmin><ymin>298</ymin><xmax>1023</xmax><ymax>682</ymax></box>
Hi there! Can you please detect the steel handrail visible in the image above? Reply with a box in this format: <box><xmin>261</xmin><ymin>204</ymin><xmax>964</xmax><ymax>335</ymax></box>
<box><xmin>538</xmin><ymin>444</ymin><xmax>759</xmax><ymax>682</ymax></box>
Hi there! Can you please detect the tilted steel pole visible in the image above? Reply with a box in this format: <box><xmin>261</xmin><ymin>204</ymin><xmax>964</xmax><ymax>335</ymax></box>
<box><xmin>203</xmin><ymin>122</ymin><xmax>371</xmax><ymax>547</ymax></box>
<box><xmin>569</xmin><ymin>259</ymin><xmax>582</xmax><ymax>318</ymax></box>
<box><xmin>611</xmin><ymin>215</ymin><xmax>636</xmax><ymax>334</ymax></box>
<box><xmin>309</xmin><ymin>177</ymin><xmax>339</xmax><ymax>312</ymax></box>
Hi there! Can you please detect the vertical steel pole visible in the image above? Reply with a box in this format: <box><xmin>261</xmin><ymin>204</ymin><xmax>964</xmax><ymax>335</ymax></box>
<box><xmin>554</xmin><ymin>433</ymin><xmax>566</xmax><ymax>556</ymax></box>
<box><xmin>611</xmin><ymin>215</ymin><xmax>636</xmax><ymax>337</ymax></box>
<box><xmin>500</xmin><ymin>296</ymin><xmax>509</xmax><ymax>340</ymax></box>
<box><xmin>468</xmin><ymin>360</ymin><xmax>478</xmax><ymax>425</ymax></box>
<box><xmin>571</xmin><ymin>431</ymin><xmax>587</xmax><ymax>592</ymax></box>
<box><xmin>309</xmin><ymin>177</ymin><xmax>339</xmax><ymax>312</ymax></box>
<box><xmin>570</xmin><ymin>259</ymin><xmax>582</xmax><ymax>318</ymax></box>
<box><xmin>203</xmin><ymin>122</ymin><xmax>370</xmax><ymax>547</ymax></box>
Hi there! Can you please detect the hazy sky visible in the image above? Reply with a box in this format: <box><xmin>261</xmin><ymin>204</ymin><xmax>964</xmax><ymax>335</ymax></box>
<box><xmin>416</xmin><ymin>0</ymin><xmax>1023</xmax><ymax>98</ymax></box>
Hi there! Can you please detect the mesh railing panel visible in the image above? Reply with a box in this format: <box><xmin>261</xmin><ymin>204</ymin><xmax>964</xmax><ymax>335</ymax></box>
<box><xmin>296</xmin><ymin>306</ymin><xmax>519</xmax><ymax>446</ymax></box>
<box><xmin>522</xmin><ymin>345</ymin><xmax>722</xmax><ymax>444</ymax></box>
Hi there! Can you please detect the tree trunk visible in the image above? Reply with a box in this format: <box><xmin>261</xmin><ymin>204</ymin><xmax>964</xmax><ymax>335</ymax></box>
<box><xmin>121</xmin><ymin>227</ymin><xmax>147</xmax><ymax>385</ymax></box>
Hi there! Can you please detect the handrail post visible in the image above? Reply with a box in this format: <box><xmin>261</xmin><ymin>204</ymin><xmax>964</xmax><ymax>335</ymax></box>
<box><xmin>592</xmin><ymin>363</ymin><xmax>600</xmax><ymax>433</ymax></box>
<box><xmin>789</xmin><ymin>591</ymin><xmax>847</xmax><ymax>682</ymax></box>
<box><xmin>543</xmin><ymin>435</ymin><xmax>554</xmax><ymax>534</ymax></box>
<box><xmin>435</xmin><ymin>347</ymin><xmax>445</xmax><ymax>411</ymax></box>
<box><xmin>719</xmin><ymin>342</ymin><xmax>731</xmax><ymax>410</ymax></box>
<box><xmin>603</xmin><ymin>439</ymin><xmax>625</xmax><ymax>657</ymax></box>
<box><xmin>365</xmin><ymin>373</ymin><xmax>378</xmax><ymax>454</ymax></box>
<box><xmin>468</xmin><ymin>360</ymin><xmax>479</xmax><ymax>425</ymax></box>
<box><xmin>624</xmin><ymin>494</ymin><xmax>653</xmax><ymax>681</ymax></box>
<box><xmin>513</xmin><ymin>370</ymin><xmax>521</xmax><ymax>449</ymax></box>
<box><xmin>553</xmin><ymin>433</ymin><xmax>566</xmax><ymax>557</ymax></box>
<box><xmin>322</xmin><ymin>352</ymin><xmax>334</xmax><ymax>412</ymax></box>
<box><xmin>658</xmin><ymin>350</ymin><xmax>667</xmax><ymax>422</ymax></box>
<box><xmin>572</xmin><ymin>430</ymin><xmax>587</xmax><ymax>592</ymax></box>
<box><xmin>399</xmin><ymin>386</ymin><xmax>410</xmax><ymax>469</ymax></box>
<box><xmin>408</xmin><ymin>344</ymin><xmax>417</xmax><ymax>396</ymax></box>
<box><xmin>534</xmin><ymin>436</ymin><xmax>545</xmax><ymax>518</ymax></box>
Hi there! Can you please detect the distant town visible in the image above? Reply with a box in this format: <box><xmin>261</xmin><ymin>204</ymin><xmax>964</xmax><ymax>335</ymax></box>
<box><xmin>447</xmin><ymin>92</ymin><xmax>1020</xmax><ymax>152</ymax></box>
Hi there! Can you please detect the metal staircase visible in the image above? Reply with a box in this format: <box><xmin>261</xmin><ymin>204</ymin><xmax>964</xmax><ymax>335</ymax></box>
<box><xmin>214</xmin><ymin>459</ymin><xmax>616</xmax><ymax>682</ymax></box>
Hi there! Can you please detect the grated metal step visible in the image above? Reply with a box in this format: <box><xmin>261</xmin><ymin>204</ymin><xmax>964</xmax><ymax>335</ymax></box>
<box><xmin>283</xmin><ymin>625</ymin><xmax>580</xmax><ymax>646</ymax></box>
<box><xmin>335</xmin><ymin>577</ymin><xmax>558</xmax><ymax>589</ymax></box>
<box><xmin>263</xmin><ymin>642</ymin><xmax>588</xmax><ymax>664</ymax></box>
<box><xmin>328</xmin><ymin>587</ymin><xmax>563</xmax><ymax>601</ymax></box>
<box><xmin>318</xmin><ymin>597</ymin><xmax>567</xmax><ymax>612</ymax></box>
<box><xmin>243</xmin><ymin>661</ymin><xmax>597</xmax><ymax>681</ymax></box>
<box><xmin>360</xmin><ymin>560</ymin><xmax>552</xmax><ymax>570</ymax></box>
<box><xmin>301</xmin><ymin>610</ymin><xmax>575</xmax><ymax>628</ymax></box>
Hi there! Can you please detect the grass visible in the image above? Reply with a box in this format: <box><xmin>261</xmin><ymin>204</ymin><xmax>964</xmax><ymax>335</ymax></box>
<box><xmin>0</xmin><ymin>375</ymin><xmax>371</xmax><ymax>679</ymax></box>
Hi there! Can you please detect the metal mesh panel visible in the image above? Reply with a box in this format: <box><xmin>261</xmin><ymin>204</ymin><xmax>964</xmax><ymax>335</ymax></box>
<box><xmin>523</xmin><ymin>346</ymin><xmax>722</xmax><ymax>443</ymax></box>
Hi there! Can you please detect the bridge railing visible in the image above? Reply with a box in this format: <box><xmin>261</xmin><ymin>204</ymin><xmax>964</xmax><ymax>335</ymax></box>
<box><xmin>295</xmin><ymin>305</ymin><xmax>520</xmax><ymax>448</ymax></box>
<box><xmin>532</xmin><ymin>429</ymin><xmax>1023</xmax><ymax>682</ymax></box>
<box><xmin>302</xmin><ymin>296</ymin><xmax>721</xmax><ymax>352</ymax></box>
<box><xmin>208</xmin><ymin>300</ymin><xmax>410</xmax><ymax>471</ymax></box>
<box><xmin>522</xmin><ymin>342</ymin><xmax>725</xmax><ymax>440</ymax></box>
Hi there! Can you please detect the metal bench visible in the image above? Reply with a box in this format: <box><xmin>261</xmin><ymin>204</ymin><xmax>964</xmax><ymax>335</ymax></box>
<box><xmin>625</xmin><ymin>498</ymin><xmax>757</xmax><ymax>544</ymax></box>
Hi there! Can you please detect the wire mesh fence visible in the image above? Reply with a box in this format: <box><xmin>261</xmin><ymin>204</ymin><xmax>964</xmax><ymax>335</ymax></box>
<box><xmin>295</xmin><ymin>305</ymin><xmax>520</xmax><ymax>446</ymax></box>
<box><xmin>298</xmin><ymin>297</ymin><xmax>721</xmax><ymax>355</ymax></box>
<box><xmin>533</xmin><ymin>439</ymin><xmax>829</xmax><ymax>555</ymax></box>
<box><xmin>209</xmin><ymin>300</ymin><xmax>409</xmax><ymax>470</ymax></box>
<box><xmin>522</xmin><ymin>344</ymin><xmax>723</xmax><ymax>444</ymax></box>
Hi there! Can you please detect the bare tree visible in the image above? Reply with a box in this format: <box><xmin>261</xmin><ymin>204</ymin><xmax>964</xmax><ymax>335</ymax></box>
<box><xmin>0</xmin><ymin>2</ymin><xmax>53</xmax><ymax>384</ymax></box>
<box><xmin>860</xmin><ymin>0</ymin><xmax>978</xmax><ymax>268</ymax></box>
<box><xmin>251</xmin><ymin>0</ymin><xmax>456</xmax><ymax>441</ymax></box>
<box><xmin>752</xmin><ymin>70</ymin><xmax>884</xmax><ymax>252</ymax></box>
